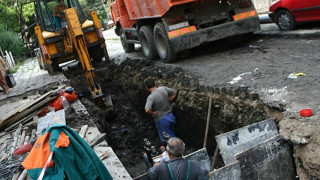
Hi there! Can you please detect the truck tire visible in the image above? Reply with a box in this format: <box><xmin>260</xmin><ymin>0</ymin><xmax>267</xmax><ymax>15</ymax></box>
<box><xmin>89</xmin><ymin>46</ymin><xmax>104</xmax><ymax>64</ymax></box>
<box><xmin>153</xmin><ymin>22</ymin><xmax>177</xmax><ymax>63</ymax></box>
<box><xmin>46</xmin><ymin>61</ymin><xmax>55</xmax><ymax>75</ymax></box>
<box><xmin>120</xmin><ymin>28</ymin><xmax>135</xmax><ymax>53</ymax></box>
<box><xmin>52</xmin><ymin>60</ymin><xmax>60</xmax><ymax>71</ymax></box>
<box><xmin>139</xmin><ymin>25</ymin><xmax>158</xmax><ymax>60</ymax></box>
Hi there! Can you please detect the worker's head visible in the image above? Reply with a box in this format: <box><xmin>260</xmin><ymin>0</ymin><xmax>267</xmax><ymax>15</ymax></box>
<box><xmin>58</xmin><ymin>0</ymin><xmax>64</xmax><ymax>5</ymax></box>
<box><xmin>166</xmin><ymin>137</ymin><xmax>185</xmax><ymax>158</ymax></box>
<box><xmin>144</xmin><ymin>78</ymin><xmax>155</xmax><ymax>89</ymax></box>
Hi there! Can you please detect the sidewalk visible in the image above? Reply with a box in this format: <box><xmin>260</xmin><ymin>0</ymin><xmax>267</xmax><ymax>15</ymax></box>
<box><xmin>0</xmin><ymin>58</ymin><xmax>66</xmax><ymax>101</ymax></box>
<box><xmin>257</xmin><ymin>14</ymin><xmax>320</xmax><ymax>37</ymax></box>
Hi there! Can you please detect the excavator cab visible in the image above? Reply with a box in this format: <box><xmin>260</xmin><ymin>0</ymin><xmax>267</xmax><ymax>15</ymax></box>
<box><xmin>36</xmin><ymin>0</ymin><xmax>85</xmax><ymax>31</ymax></box>
<box><xmin>34</xmin><ymin>0</ymin><xmax>109</xmax><ymax>74</ymax></box>
<box><xmin>34</xmin><ymin>0</ymin><xmax>111</xmax><ymax>107</ymax></box>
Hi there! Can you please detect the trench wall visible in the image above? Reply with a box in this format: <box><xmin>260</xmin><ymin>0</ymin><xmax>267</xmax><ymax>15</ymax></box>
<box><xmin>95</xmin><ymin>60</ymin><xmax>284</xmax><ymax>160</ymax></box>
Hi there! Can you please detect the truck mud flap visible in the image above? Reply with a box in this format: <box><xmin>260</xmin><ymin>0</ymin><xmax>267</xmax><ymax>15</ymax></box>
<box><xmin>170</xmin><ymin>17</ymin><xmax>260</xmax><ymax>52</ymax></box>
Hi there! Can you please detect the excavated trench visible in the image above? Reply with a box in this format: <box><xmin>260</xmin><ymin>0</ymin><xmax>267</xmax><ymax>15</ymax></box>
<box><xmin>64</xmin><ymin>58</ymin><xmax>285</xmax><ymax>178</ymax></box>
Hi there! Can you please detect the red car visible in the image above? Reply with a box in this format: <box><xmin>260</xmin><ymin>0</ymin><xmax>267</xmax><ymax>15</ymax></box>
<box><xmin>269</xmin><ymin>0</ymin><xmax>320</xmax><ymax>31</ymax></box>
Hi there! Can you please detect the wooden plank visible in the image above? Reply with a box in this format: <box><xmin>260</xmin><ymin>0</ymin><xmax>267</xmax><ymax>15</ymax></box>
<box><xmin>0</xmin><ymin>85</ymin><xmax>65</xmax><ymax>123</ymax></box>
<box><xmin>9</xmin><ymin>52</ymin><xmax>15</xmax><ymax>66</ymax></box>
<box><xmin>0</xmin><ymin>90</ymin><xmax>53</xmax><ymax>122</ymax></box>
<box><xmin>5</xmin><ymin>50</ymin><xmax>13</xmax><ymax>69</ymax></box>
<box><xmin>5</xmin><ymin>107</ymin><xmax>45</xmax><ymax>132</ymax></box>
<box><xmin>0</xmin><ymin>96</ymin><xmax>56</xmax><ymax>130</ymax></box>
<box><xmin>0</xmin><ymin>46</ymin><xmax>4</xmax><ymax>58</ymax></box>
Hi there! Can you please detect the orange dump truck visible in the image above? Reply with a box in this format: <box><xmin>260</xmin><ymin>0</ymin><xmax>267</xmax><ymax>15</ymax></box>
<box><xmin>110</xmin><ymin>0</ymin><xmax>260</xmax><ymax>62</ymax></box>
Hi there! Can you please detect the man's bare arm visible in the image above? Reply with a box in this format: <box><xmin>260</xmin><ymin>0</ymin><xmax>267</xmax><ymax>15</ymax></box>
<box><xmin>168</xmin><ymin>89</ymin><xmax>179</xmax><ymax>102</ymax></box>
<box><xmin>145</xmin><ymin>108</ymin><xmax>159</xmax><ymax>117</ymax></box>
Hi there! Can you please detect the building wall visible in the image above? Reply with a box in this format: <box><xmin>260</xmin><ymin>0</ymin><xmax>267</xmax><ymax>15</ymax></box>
<box><xmin>253</xmin><ymin>0</ymin><xmax>276</xmax><ymax>14</ymax></box>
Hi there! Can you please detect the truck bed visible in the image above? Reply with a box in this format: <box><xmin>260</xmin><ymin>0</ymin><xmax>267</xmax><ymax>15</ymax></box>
<box><xmin>124</xmin><ymin>0</ymin><xmax>196</xmax><ymax>20</ymax></box>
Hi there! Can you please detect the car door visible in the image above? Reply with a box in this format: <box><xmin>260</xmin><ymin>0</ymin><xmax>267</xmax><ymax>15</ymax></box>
<box><xmin>290</xmin><ymin>0</ymin><xmax>320</xmax><ymax>22</ymax></box>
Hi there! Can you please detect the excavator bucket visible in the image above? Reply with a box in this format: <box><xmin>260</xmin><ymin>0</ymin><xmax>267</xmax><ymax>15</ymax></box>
<box><xmin>104</xmin><ymin>95</ymin><xmax>113</xmax><ymax>107</ymax></box>
<box><xmin>94</xmin><ymin>95</ymin><xmax>113</xmax><ymax>108</ymax></box>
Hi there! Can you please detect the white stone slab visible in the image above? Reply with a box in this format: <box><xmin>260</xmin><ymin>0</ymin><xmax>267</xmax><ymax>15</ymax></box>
<box><xmin>94</xmin><ymin>146</ymin><xmax>132</xmax><ymax>180</ymax></box>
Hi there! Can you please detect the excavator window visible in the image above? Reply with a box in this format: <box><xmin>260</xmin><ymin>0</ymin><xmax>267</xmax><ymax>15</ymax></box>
<box><xmin>38</xmin><ymin>0</ymin><xmax>55</xmax><ymax>31</ymax></box>
<box><xmin>36</xmin><ymin>0</ymin><xmax>86</xmax><ymax>32</ymax></box>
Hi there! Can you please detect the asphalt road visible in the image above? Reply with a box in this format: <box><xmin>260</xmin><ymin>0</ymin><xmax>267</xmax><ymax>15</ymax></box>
<box><xmin>103</xmin><ymin>22</ymin><xmax>320</xmax><ymax>116</ymax></box>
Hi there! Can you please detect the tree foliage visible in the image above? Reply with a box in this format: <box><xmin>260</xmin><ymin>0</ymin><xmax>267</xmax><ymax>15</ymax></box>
<box><xmin>0</xmin><ymin>24</ymin><xmax>25</xmax><ymax>56</ymax></box>
<box><xmin>0</xmin><ymin>4</ymin><xmax>20</xmax><ymax>32</ymax></box>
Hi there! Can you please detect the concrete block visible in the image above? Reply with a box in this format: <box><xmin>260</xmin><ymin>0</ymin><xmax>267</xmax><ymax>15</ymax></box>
<box><xmin>209</xmin><ymin>161</ymin><xmax>241</xmax><ymax>180</ymax></box>
<box><xmin>37</xmin><ymin>109</ymin><xmax>66</xmax><ymax>135</ymax></box>
<box><xmin>216</xmin><ymin>119</ymin><xmax>278</xmax><ymax>164</ymax></box>
<box><xmin>184</xmin><ymin>148</ymin><xmax>212</xmax><ymax>179</ymax></box>
<box><xmin>94</xmin><ymin>146</ymin><xmax>132</xmax><ymax>180</ymax></box>
<box><xmin>235</xmin><ymin>135</ymin><xmax>295</xmax><ymax>180</ymax></box>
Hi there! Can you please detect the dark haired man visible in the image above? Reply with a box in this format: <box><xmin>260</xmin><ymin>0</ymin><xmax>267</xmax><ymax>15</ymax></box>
<box><xmin>144</xmin><ymin>78</ymin><xmax>179</xmax><ymax>143</ymax></box>
<box><xmin>53</xmin><ymin>0</ymin><xmax>67</xmax><ymax>28</ymax></box>
<box><xmin>148</xmin><ymin>137</ymin><xmax>205</xmax><ymax>180</ymax></box>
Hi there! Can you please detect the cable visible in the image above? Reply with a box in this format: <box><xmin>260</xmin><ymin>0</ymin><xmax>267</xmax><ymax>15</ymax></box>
<box><xmin>110</xmin><ymin>121</ymin><xmax>154</xmax><ymax>135</ymax></box>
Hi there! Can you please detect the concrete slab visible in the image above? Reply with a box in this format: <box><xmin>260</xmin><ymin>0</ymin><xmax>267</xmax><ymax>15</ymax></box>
<box><xmin>209</xmin><ymin>161</ymin><xmax>241</xmax><ymax>180</ymax></box>
<box><xmin>215</xmin><ymin>119</ymin><xmax>278</xmax><ymax>165</ymax></box>
<box><xmin>95</xmin><ymin>146</ymin><xmax>132</xmax><ymax>180</ymax></box>
<box><xmin>184</xmin><ymin>148</ymin><xmax>212</xmax><ymax>179</ymax></box>
<box><xmin>0</xmin><ymin>58</ymin><xmax>66</xmax><ymax>101</ymax></box>
<box><xmin>37</xmin><ymin>109</ymin><xmax>66</xmax><ymax>135</ymax></box>
<box><xmin>72</xmin><ymin>100</ymin><xmax>132</xmax><ymax>179</ymax></box>
<box><xmin>235</xmin><ymin>135</ymin><xmax>295</xmax><ymax>180</ymax></box>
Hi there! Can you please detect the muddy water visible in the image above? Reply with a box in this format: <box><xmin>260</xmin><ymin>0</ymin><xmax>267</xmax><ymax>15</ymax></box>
<box><xmin>64</xmin><ymin>59</ymin><xmax>283</xmax><ymax>178</ymax></box>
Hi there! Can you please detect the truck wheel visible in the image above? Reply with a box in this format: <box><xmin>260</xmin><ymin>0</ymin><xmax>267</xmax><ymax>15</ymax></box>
<box><xmin>139</xmin><ymin>25</ymin><xmax>158</xmax><ymax>60</ymax></box>
<box><xmin>153</xmin><ymin>22</ymin><xmax>177</xmax><ymax>63</ymax></box>
<box><xmin>52</xmin><ymin>60</ymin><xmax>60</xmax><ymax>71</ymax></box>
<box><xmin>46</xmin><ymin>62</ymin><xmax>55</xmax><ymax>75</ymax></box>
<box><xmin>89</xmin><ymin>46</ymin><xmax>104</xmax><ymax>64</ymax></box>
<box><xmin>120</xmin><ymin>28</ymin><xmax>135</xmax><ymax>53</ymax></box>
<box><xmin>276</xmin><ymin>10</ymin><xmax>296</xmax><ymax>31</ymax></box>
<box><xmin>103</xmin><ymin>47</ymin><xmax>110</xmax><ymax>62</ymax></box>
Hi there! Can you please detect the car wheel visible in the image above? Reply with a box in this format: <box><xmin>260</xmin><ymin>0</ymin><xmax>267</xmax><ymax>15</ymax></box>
<box><xmin>276</xmin><ymin>10</ymin><xmax>296</xmax><ymax>31</ymax></box>
<box><xmin>139</xmin><ymin>25</ymin><xmax>159</xmax><ymax>60</ymax></box>
<box><xmin>153</xmin><ymin>22</ymin><xmax>177</xmax><ymax>63</ymax></box>
<box><xmin>120</xmin><ymin>27</ymin><xmax>135</xmax><ymax>53</ymax></box>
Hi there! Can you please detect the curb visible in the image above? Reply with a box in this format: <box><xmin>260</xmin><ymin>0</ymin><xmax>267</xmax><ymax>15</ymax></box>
<box><xmin>255</xmin><ymin>29</ymin><xmax>320</xmax><ymax>38</ymax></box>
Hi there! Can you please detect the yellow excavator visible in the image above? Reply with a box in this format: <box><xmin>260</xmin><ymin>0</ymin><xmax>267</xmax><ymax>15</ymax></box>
<box><xmin>34</xmin><ymin>0</ymin><xmax>111</xmax><ymax>107</ymax></box>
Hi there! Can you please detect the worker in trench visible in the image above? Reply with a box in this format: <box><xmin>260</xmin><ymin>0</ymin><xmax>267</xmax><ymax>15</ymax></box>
<box><xmin>144</xmin><ymin>78</ymin><xmax>179</xmax><ymax>144</ymax></box>
<box><xmin>148</xmin><ymin>137</ymin><xmax>205</xmax><ymax>179</ymax></box>
<box><xmin>0</xmin><ymin>56</ymin><xmax>9</xmax><ymax>94</ymax></box>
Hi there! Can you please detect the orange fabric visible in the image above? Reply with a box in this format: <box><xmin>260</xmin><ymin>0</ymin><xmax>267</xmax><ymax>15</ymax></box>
<box><xmin>22</xmin><ymin>132</ymin><xmax>55</xmax><ymax>170</ymax></box>
<box><xmin>168</xmin><ymin>25</ymin><xmax>197</xmax><ymax>38</ymax></box>
<box><xmin>38</xmin><ymin>96</ymin><xmax>63</xmax><ymax>117</ymax></box>
<box><xmin>55</xmin><ymin>131</ymin><xmax>70</xmax><ymax>148</ymax></box>
<box><xmin>233</xmin><ymin>10</ymin><xmax>258</xmax><ymax>21</ymax></box>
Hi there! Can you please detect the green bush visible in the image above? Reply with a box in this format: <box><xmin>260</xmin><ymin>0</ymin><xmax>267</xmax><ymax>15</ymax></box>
<box><xmin>0</xmin><ymin>30</ymin><xmax>25</xmax><ymax>57</ymax></box>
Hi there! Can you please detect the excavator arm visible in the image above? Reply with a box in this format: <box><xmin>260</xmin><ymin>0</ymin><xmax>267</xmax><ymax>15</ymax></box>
<box><xmin>64</xmin><ymin>8</ymin><xmax>106</xmax><ymax>107</ymax></box>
